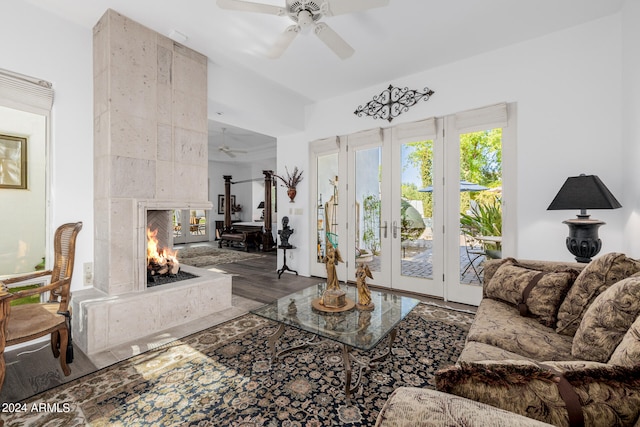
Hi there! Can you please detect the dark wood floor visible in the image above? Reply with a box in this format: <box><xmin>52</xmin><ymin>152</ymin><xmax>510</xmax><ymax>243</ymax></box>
<box><xmin>218</xmin><ymin>250</ymin><xmax>321</xmax><ymax>303</ymax></box>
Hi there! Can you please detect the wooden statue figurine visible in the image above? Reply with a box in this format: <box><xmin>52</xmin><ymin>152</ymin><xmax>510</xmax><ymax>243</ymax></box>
<box><xmin>356</xmin><ymin>263</ymin><xmax>374</xmax><ymax>311</ymax></box>
<box><xmin>324</xmin><ymin>240</ymin><xmax>343</xmax><ymax>291</ymax></box>
<box><xmin>320</xmin><ymin>240</ymin><xmax>347</xmax><ymax>308</ymax></box>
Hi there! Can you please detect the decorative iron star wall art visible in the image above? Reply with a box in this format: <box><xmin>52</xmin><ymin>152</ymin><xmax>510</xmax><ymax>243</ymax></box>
<box><xmin>354</xmin><ymin>84</ymin><xmax>435</xmax><ymax>122</ymax></box>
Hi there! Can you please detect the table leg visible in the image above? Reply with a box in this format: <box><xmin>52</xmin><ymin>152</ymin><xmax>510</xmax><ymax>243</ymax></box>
<box><xmin>342</xmin><ymin>344</ymin><xmax>353</xmax><ymax>403</ymax></box>
<box><xmin>267</xmin><ymin>323</ymin><xmax>286</xmax><ymax>359</ymax></box>
<box><xmin>342</xmin><ymin>327</ymin><xmax>398</xmax><ymax>403</ymax></box>
<box><xmin>277</xmin><ymin>249</ymin><xmax>298</xmax><ymax>279</ymax></box>
<box><xmin>267</xmin><ymin>323</ymin><xmax>321</xmax><ymax>361</ymax></box>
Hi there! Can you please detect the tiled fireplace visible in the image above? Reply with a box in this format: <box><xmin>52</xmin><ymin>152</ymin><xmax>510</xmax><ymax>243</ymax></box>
<box><xmin>72</xmin><ymin>9</ymin><xmax>231</xmax><ymax>355</ymax></box>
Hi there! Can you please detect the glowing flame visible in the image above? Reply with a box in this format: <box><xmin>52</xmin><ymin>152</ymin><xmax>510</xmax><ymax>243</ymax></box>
<box><xmin>147</xmin><ymin>227</ymin><xmax>179</xmax><ymax>274</ymax></box>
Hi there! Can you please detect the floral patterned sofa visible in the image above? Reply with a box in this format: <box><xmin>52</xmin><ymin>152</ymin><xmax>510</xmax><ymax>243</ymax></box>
<box><xmin>376</xmin><ymin>253</ymin><xmax>640</xmax><ymax>427</ymax></box>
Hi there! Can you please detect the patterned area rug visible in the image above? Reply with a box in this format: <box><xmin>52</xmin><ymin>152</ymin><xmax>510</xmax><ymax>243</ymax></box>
<box><xmin>5</xmin><ymin>304</ymin><xmax>474</xmax><ymax>426</ymax></box>
<box><xmin>177</xmin><ymin>246</ymin><xmax>264</xmax><ymax>267</ymax></box>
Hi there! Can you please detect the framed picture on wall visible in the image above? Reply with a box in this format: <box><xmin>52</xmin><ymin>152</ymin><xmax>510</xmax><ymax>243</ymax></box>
<box><xmin>0</xmin><ymin>134</ymin><xmax>27</xmax><ymax>189</ymax></box>
<box><xmin>218</xmin><ymin>194</ymin><xmax>236</xmax><ymax>214</ymax></box>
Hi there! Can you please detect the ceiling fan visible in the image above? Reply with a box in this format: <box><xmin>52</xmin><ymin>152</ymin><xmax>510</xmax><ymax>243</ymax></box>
<box><xmin>218</xmin><ymin>128</ymin><xmax>248</xmax><ymax>158</ymax></box>
<box><xmin>216</xmin><ymin>0</ymin><xmax>390</xmax><ymax>59</ymax></box>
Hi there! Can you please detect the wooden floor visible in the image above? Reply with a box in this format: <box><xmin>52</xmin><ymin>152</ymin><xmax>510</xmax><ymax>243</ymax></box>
<box><xmin>219</xmin><ymin>250</ymin><xmax>321</xmax><ymax>303</ymax></box>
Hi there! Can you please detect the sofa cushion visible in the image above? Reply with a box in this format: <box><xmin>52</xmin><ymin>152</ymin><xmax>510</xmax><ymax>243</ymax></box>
<box><xmin>610</xmin><ymin>313</ymin><xmax>640</xmax><ymax>366</ymax></box>
<box><xmin>484</xmin><ymin>259</ymin><xmax>578</xmax><ymax>327</ymax></box>
<box><xmin>466</xmin><ymin>299</ymin><xmax>574</xmax><ymax>361</ymax></box>
<box><xmin>572</xmin><ymin>276</ymin><xmax>640</xmax><ymax>362</ymax></box>
<box><xmin>556</xmin><ymin>253</ymin><xmax>640</xmax><ymax>336</ymax></box>
<box><xmin>435</xmin><ymin>360</ymin><xmax>640</xmax><ymax>427</ymax></box>
<box><xmin>374</xmin><ymin>387</ymin><xmax>553</xmax><ymax>427</ymax></box>
<box><xmin>457</xmin><ymin>340</ymin><xmax>538</xmax><ymax>363</ymax></box>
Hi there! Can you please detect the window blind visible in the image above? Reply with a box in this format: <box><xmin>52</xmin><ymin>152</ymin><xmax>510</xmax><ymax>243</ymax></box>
<box><xmin>454</xmin><ymin>102</ymin><xmax>508</xmax><ymax>133</ymax></box>
<box><xmin>394</xmin><ymin>117</ymin><xmax>437</xmax><ymax>141</ymax></box>
<box><xmin>345</xmin><ymin>127</ymin><xmax>383</xmax><ymax>145</ymax></box>
<box><xmin>0</xmin><ymin>68</ymin><xmax>53</xmax><ymax>113</ymax></box>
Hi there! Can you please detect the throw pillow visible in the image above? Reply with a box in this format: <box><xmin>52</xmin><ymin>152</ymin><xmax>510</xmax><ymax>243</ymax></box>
<box><xmin>556</xmin><ymin>253</ymin><xmax>640</xmax><ymax>336</ymax></box>
<box><xmin>484</xmin><ymin>259</ymin><xmax>578</xmax><ymax>327</ymax></box>
<box><xmin>609</xmin><ymin>314</ymin><xmax>640</xmax><ymax>366</ymax></box>
<box><xmin>572</xmin><ymin>276</ymin><xmax>640</xmax><ymax>362</ymax></box>
<box><xmin>435</xmin><ymin>361</ymin><xmax>640</xmax><ymax>427</ymax></box>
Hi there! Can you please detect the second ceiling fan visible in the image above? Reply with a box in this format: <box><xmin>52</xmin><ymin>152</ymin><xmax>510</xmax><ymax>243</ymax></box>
<box><xmin>217</xmin><ymin>0</ymin><xmax>390</xmax><ymax>59</ymax></box>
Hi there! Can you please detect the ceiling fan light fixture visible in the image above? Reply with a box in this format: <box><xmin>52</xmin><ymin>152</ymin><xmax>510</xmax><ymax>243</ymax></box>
<box><xmin>217</xmin><ymin>0</ymin><xmax>390</xmax><ymax>59</ymax></box>
<box><xmin>296</xmin><ymin>10</ymin><xmax>314</xmax><ymax>29</ymax></box>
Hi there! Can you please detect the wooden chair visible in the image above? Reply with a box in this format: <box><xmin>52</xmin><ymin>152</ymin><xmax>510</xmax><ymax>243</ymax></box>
<box><xmin>0</xmin><ymin>222</ymin><xmax>82</xmax><ymax>389</ymax></box>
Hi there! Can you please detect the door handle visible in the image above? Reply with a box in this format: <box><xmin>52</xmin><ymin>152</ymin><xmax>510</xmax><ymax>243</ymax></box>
<box><xmin>380</xmin><ymin>221</ymin><xmax>388</xmax><ymax>238</ymax></box>
<box><xmin>393</xmin><ymin>221</ymin><xmax>398</xmax><ymax>239</ymax></box>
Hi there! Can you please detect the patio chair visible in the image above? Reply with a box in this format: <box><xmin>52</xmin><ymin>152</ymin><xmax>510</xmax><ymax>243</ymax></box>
<box><xmin>461</xmin><ymin>231</ymin><xmax>486</xmax><ymax>284</ymax></box>
<box><xmin>0</xmin><ymin>222</ymin><xmax>82</xmax><ymax>389</ymax></box>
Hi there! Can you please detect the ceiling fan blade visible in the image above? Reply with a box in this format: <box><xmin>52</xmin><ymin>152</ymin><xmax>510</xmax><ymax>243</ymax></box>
<box><xmin>314</xmin><ymin>23</ymin><xmax>354</xmax><ymax>59</ymax></box>
<box><xmin>267</xmin><ymin>25</ymin><xmax>300</xmax><ymax>59</ymax></box>
<box><xmin>324</xmin><ymin>0</ymin><xmax>389</xmax><ymax>16</ymax></box>
<box><xmin>216</xmin><ymin>0</ymin><xmax>285</xmax><ymax>16</ymax></box>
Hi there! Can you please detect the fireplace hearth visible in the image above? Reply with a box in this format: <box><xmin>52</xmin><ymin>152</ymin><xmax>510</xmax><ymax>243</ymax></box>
<box><xmin>147</xmin><ymin>269</ymin><xmax>198</xmax><ymax>287</ymax></box>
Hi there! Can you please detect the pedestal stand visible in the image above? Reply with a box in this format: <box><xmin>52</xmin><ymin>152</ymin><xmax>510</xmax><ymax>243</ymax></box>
<box><xmin>277</xmin><ymin>245</ymin><xmax>298</xmax><ymax>279</ymax></box>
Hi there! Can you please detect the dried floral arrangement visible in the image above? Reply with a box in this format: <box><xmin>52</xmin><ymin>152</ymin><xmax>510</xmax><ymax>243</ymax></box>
<box><xmin>274</xmin><ymin>166</ymin><xmax>304</xmax><ymax>189</ymax></box>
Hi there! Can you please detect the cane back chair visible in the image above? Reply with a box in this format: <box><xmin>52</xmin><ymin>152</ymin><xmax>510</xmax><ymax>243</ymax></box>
<box><xmin>0</xmin><ymin>221</ymin><xmax>82</xmax><ymax>389</ymax></box>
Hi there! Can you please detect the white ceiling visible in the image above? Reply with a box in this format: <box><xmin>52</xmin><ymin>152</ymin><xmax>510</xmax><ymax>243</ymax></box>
<box><xmin>208</xmin><ymin>120</ymin><xmax>275</xmax><ymax>163</ymax></box>
<box><xmin>23</xmin><ymin>0</ymin><xmax>624</xmax><ymax>158</ymax></box>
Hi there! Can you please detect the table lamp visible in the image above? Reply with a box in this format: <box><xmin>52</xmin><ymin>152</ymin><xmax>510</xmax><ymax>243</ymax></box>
<box><xmin>547</xmin><ymin>174</ymin><xmax>621</xmax><ymax>263</ymax></box>
<box><xmin>257</xmin><ymin>201</ymin><xmax>265</xmax><ymax>219</ymax></box>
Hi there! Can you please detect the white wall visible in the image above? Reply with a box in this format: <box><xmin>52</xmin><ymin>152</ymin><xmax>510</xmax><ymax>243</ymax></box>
<box><xmin>622</xmin><ymin>0</ymin><xmax>640</xmax><ymax>255</ymax></box>
<box><xmin>1</xmin><ymin>0</ymin><xmax>93</xmax><ymax>289</ymax></box>
<box><xmin>279</xmin><ymin>13</ymin><xmax>627</xmax><ymax>276</ymax></box>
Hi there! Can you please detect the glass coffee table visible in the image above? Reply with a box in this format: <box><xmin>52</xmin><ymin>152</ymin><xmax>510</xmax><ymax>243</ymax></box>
<box><xmin>251</xmin><ymin>283</ymin><xmax>420</xmax><ymax>401</ymax></box>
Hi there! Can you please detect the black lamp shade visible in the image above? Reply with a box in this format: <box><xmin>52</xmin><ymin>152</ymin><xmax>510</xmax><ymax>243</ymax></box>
<box><xmin>547</xmin><ymin>174</ymin><xmax>621</xmax><ymax>263</ymax></box>
<box><xmin>257</xmin><ymin>201</ymin><xmax>265</xmax><ymax>209</ymax></box>
<box><xmin>547</xmin><ymin>175</ymin><xmax>622</xmax><ymax>211</ymax></box>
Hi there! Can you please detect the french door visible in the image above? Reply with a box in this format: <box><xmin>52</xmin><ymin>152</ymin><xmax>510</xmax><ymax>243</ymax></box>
<box><xmin>310</xmin><ymin>103</ymin><xmax>514</xmax><ymax>305</ymax></box>
<box><xmin>173</xmin><ymin>209</ymin><xmax>210</xmax><ymax>244</ymax></box>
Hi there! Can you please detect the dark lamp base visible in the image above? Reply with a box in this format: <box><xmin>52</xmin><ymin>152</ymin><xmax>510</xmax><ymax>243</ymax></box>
<box><xmin>562</xmin><ymin>218</ymin><xmax>605</xmax><ymax>263</ymax></box>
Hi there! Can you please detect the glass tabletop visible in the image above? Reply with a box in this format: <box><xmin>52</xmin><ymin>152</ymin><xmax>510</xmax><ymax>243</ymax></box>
<box><xmin>251</xmin><ymin>283</ymin><xmax>420</xmax><ymax>351</ymax></box>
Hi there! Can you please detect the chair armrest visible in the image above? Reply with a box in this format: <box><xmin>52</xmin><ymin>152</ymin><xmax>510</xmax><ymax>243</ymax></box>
<box><xmin>1</xmin><ymin>270</ymin><xmax>52</xmax><ymax>286</ymax></box>
<box><xmin>3</xmin><ymin>277</ymin><xmax>70</xmax><ymax>300</ymax></box>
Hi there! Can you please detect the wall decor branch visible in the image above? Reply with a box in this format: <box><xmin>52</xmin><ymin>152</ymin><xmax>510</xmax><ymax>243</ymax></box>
<box><xmin>354</xmin><ymin>84</ymin><xmax>435</xmax><ymax>122</ymax></box>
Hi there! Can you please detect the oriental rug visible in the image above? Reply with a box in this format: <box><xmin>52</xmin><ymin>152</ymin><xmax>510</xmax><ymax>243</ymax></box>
<box><xmin>176</xmin><ymin>246</ymin><xmax>264</xmax><ymax>268</ymax></box>
<box><xmin>4</xmin><ymin>304</ymin><xmax>474</xmax><ymax>426</ymax></box>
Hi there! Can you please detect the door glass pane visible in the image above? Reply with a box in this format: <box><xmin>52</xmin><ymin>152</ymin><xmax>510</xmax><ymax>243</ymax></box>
<box><xmin>355</xmin><ymin>147</ymin><xmax>381</xmax><ymax>273</ymax></box>
<box><xmin>173</xmin><ymin>210</ymin><xmax>183</xmax><ymax>240</ymax></box>
<box><xmin>400</xmin><ymin>140</ymin><xmax>433</xmax><ymax>279</ymax></box>
<box><xmin>189</xmin><ymin>210</ymin><xmax>206</xmax><ymax>237</ymax></box>
<box><xmin>316</xmin><ymin>153</ymin><xmax>339</xmax><ymax>263</ymax></box>
<box><xmin>459</xmin><ymin>128</ymin><xmax>502</xmax><ymax>285</ymax></box>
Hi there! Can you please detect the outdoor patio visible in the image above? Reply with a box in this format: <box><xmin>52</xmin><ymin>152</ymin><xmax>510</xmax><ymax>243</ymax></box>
<box><xmin>365</xmin><ymin>244</ymin><xmax>486</xmax><ymax>286</ymax></box>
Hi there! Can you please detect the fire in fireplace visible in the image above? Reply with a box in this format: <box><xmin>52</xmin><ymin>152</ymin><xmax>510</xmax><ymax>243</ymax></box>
<box><xmin>146</xmin><ymin>227</ymin><xmax>199</xmax><ymax>288</ymax></box>
<box><xmin>147</xmin><ymin>227</ymin><xmax>180</xmax><ymax>277</ymax></box>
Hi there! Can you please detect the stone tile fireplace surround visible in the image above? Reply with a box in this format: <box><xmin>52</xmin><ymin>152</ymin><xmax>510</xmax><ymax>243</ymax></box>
<box><xmin>71</xmin><ymin>9</ymin><xmax>231</xmax><ymax>355</ymax></box>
